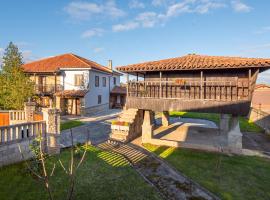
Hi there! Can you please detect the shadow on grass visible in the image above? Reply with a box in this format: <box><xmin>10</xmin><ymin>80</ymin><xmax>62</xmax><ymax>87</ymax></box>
<box><xmin>0</xmin><ymin>145</ymin><xmax>161</xmax><ymax>200</ymax></box>
<box><xmin>144</xmin><ymin>143</ymin><xmax>270</xmax><ymax>200</ymax></box>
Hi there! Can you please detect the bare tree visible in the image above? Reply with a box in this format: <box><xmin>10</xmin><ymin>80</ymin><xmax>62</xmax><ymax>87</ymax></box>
<box><xmin>18</xmin><ymin>128</ymin><xmax>90</xmax><ymax>200</ymax></box>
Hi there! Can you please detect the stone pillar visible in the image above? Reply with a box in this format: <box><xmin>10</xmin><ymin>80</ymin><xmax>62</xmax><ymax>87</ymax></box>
<box><xmin>227</xmin><ymin>115</ymin><xmax>242</xmax><ymax>153</ymax></box>
<box><xmin>219</xmin><ymin>114</ymin><xmax>230</xmax><ymax>134</ymax></box>
<box><xmin>142</xmin><ymin>110</ymin><xmax>155</xmax><ymax>143</ymax></box>
<box><xmin>24</xmin><ymin>101</ymin><xmax>36</xmax><ymax>122</ymax></box>
<box><xmin>161</xmin><ymin>111</ymin><xmax>170</xmax><ymax>127</ymax></box>
<box><xmin>42</xmin><ymin>108</ymin><xmax>61</xmax><ymax>155</ymax></box>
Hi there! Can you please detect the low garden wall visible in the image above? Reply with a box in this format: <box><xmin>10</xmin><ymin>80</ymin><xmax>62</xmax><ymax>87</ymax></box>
<box><xmin>0</xmin><ymin>121</ymin><xmax>46</xmax><ymax>167</ymax></box>
<box><xmin>249</xmin><ymin>107</ymin><xmax>270</xmax><ymax>134</ymax></box>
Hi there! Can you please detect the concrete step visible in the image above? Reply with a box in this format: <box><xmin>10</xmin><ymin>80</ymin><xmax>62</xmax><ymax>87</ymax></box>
<box><xmin>118</xmin><ymin>117</ymin><xmax>135</xmax><ymax>123</ymax></box>
<box><xmin>110</xmin><ymin>133</ymin><xmax>128</xmax><ymax>141</ymax></box>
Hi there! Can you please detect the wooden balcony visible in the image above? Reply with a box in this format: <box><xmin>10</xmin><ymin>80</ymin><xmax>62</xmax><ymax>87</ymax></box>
<box><xmin>126</xmin><ymin>80</ymin><xmax>253</xmax><ymax>116</ymax></box>
<box><xmin>35</xmin><ymin>84</ymin><xmax>63</xmax><ymax>95</ymax></box>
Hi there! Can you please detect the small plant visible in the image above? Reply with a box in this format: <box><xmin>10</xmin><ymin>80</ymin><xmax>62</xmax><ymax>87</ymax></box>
<box><xmin>111</xmin><ymin>120</ymin><xmax>130</xmax><ymax>126</ymax></box>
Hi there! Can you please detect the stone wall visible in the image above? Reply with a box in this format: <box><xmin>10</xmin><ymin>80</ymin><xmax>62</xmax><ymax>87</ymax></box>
<box><xmin>83</xmin><ymin>103</ymin><xmax>109</xmax><ymax>115</ymax></box>
<box><xmin>249</xmin><ymin>107</ymin><xmax>270</xmax><ymax>134</ymax></box>
<box><xmin>0</xmin><ymin>104</ymin><xmax>60</xmax><ymax>167</ymax></box>
<box><xmin>0</xmin><ymin>138</ymin><xmax>35</xmax><ymax>167</ymax></box>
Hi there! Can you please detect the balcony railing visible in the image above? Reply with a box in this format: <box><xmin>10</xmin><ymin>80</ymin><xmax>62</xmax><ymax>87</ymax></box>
<box><xmin>127</xmin><ymin>80</ymin><xmax>251</xmax><ymax>101</ymax></box>
<box><xmin>35</xmin><ymin>84</ymin><xmax>63</xmax><ymax>94</ymax></box>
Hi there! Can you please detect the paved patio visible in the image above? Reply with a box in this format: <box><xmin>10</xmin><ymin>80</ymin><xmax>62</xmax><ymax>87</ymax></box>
<box><xmin>153</xmin><ymin>117</ymin><xmax>227</xmax><ymax>150</ymax></box>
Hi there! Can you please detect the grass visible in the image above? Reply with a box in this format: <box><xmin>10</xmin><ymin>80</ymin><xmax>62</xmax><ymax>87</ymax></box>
<box><xmin>0</xmin><ymin>146</ymin><xmax>161</xmax><ymax>200</ymax></box>
<box><xmin>144</xmin><ymin>144</ymin><xmax>270</xmax><ymax>200</ymax></box>
<box><xmin>60</xmin><ymin>120</ymin><xmax>84</xmax><ymax>131</ymax></box>
<box><xmin>169</xmin><ymin>111</ymin><xmax>264</xmax><ymax>133</ymax></box>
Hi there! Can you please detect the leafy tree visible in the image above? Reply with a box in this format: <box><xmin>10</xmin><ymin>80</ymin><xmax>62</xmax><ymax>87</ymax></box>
<box><xmin>0</xmin><ymin>42</ymin><xmax>34</xmax><ymax>110</ymax></box>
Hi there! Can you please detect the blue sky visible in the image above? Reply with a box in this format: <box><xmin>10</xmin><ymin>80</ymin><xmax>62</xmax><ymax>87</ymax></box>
<box><xmin>0</xmin><ymin>0</ymin><xmax>270</xmax><ymax>82</ymax></box>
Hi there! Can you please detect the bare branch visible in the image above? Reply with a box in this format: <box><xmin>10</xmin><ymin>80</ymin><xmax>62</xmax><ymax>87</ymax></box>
<box><xmin>50</xmin><ymin>163</ymin><xmax>56</xmax><ymax>177</ymax></box>
<box><xmin>58</xmin><ymin>159</ymin><xmax>68</xmax><ymax>174</ymax></box>
<box><xmin>17</xmin><ymin>144</ymin><xmax>44</xmax><ymax>180</ymax></box>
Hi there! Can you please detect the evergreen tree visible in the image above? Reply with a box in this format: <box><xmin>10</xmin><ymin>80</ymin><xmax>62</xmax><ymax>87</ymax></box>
<box><xmin>0</xmin><ymin>42</ymin><xmax>34</xmax><ymax>110</ymax></box>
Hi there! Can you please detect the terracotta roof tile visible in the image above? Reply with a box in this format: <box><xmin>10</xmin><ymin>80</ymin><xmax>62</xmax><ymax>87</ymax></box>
<box><xmin>110</xmin><ymin>86</ymin><xmax>126</xmax><ymax>94</ymax></box>
<box><xmin>54</xmin><ymin>90</ymin><xmax>88</xmax><ymax>98</ymax></box>
<box><xmin>117</xmin><ymin>54</ymin><xmax>270</xmax><ymax>72</ymax></box>
<box><xmin>22</xmin><ymin>53</ymin><xmax>112</xmax><ymax>73</ymax></box>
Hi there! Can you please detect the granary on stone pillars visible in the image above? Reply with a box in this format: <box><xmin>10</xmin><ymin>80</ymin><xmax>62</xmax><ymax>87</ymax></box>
<box><xmin>112</xmin><ymin>54</ymin><xmax>270</xmax><ymax>152</ymax></box>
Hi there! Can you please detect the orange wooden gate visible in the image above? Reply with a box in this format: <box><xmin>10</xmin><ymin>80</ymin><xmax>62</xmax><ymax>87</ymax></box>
<box><xmin>0</xmin><ymin>112</ymin><xmax>10</xmax><ymax>126</ymax></box>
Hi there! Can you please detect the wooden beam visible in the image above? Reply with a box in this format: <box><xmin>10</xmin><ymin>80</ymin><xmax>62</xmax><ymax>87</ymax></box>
<box><xmin>159</xmin><ymin>71</ymin><xmax>162</xmax><ymax>98</ymax></box>
<box><xmin>200</xmin><ymin>71</ymin><xmax>203</xmax><ymax>99</ymax></box>
<box><xmin>248</xmin><ymin>69</ymin><xmax>251</xmax><ymax>99</ymax></box>
<box><xmin>127</xmin><ymin>73</ymin><xmax>129</xmax><ymax>97</ymax></box>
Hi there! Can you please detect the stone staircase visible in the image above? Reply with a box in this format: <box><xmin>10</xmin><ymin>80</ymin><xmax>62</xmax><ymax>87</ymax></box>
<box><xmin>110</xmin><ymin>109</ymin><xmax>143</xmax><ymax>142</ymax></box>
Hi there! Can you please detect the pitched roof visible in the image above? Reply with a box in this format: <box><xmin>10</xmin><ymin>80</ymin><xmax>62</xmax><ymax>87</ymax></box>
<box><xmin>54</xmin><ymin>90</ymin><xmax>88</xmax><ymax>98</ymax></box>
<box><xmin>255</xmin><ymin>84</ymin><xmax>270</xmax><ymax>90</ymax></box>
<box><xmin>116</xmin><ymin>54</ymin><xmax>270</xmax><ymax>73</ymax></box>
<box><xmin>110</xmin><ymin>86</ymin><xmax>126</xmax><ymax>94</ymax></box>
<box><xmin>22</xmin><ymin>53</ymin><xmax>112</xmax><ymax>73</ymax></box>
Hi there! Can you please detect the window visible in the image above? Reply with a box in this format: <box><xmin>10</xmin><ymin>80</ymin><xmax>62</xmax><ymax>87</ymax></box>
<box><xmin>98</xmin><ymin>95</ymin><xmax>102</xmax><ymax>104</ymax></box>
<box><xmin>74</xmin><ymin>74</ymin><xmax>84</xmax><ymax>86</ymax></box>
<box><xmin>102</xmin><ymin>77</ymin><xmax>106</xmax><ymax>87</ymax></box>
<box><xmin>113</xmin><ymin>77</ymin><xmax>116</xmax><ymax>85</ymax></box>
<box><xmin>95</xmin><ymin>76</ymin><xmax>99</xmax><ymax>87</ymax></box>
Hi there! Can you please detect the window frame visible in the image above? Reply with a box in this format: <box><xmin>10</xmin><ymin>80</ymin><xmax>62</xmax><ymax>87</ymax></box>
<box><xmin>74</xmin><ymin>74</ymin><xmax>84</xmax><ymax>87</ymax></box>
<box><xmin>102</xmin><ymin>77</ymin><xmax>106</xmax><ymax>87</ymax></box>
<box><xmin>95</xmin><ymin>76</ymin><xmax>99</xmax><ymax>87</ymax></box>
<box><xmin>113</xmin><ymin>77</ymin><xmax>116</xmax><ymax>85</ymax></box>
<box><xmin>98</xmin><ymin>95</ymin><xmax>102</xmax><ymax>104</ymax></box>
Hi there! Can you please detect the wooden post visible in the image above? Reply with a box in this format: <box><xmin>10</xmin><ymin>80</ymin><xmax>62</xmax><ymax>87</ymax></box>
<box><xmin>159</xmin><ymin>71</ymin><xmax>162</xmax><ymax>98</ymax></box>
<box><xmin>200</xmin><ymin>71</ymin><xmax>203</xmax><ymax>99</ymax></box>
<box><xmin>54</xmin><ymin>73</ymin><xmax>57</xmax><ymax>92</ymax></box>
<box><xmin>248</xmin><ymin>69</ymin><xmax>251</xmax><ymax>99</ymax></box>
<box><xmin>127</xmin><ymin>73</ymin><xmax>129</xmax><ymax>97</ymax></box>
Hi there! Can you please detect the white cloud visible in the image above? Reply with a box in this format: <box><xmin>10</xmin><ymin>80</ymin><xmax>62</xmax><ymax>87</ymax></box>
<box><xmin>136</xmin><ymin>12</ymin><xmax>159</xmax><ymax>28</ymax></box>
<box><xmin>244</xmin><ymin>43</ymin><xmax>270</xmax><ymax>53</ymax></box>
<box><xmin>257</xmin><ymin>70</ymin><xmax>270</xmax><ymax>84</ymax></box>
<box><xmin>254</xmin><ymin>26</ymin><xmax>270</xmax><ymax>35</ymax></box>
<box><xmin>231</xmin><ymin>0</ymin><xmax>252</xmax><ymax>13</ymax></box>
<box><xmin>112</xmin><ymin>21</ymin><xmax>140</xmax><ymax>32</ymax></box>
<box><xmin>129</xmin><ymin>0</ymin><xmax>145</xmax><ymax>9</ymax></box>
<box><xmin>81</xmin><ymin>28</ymin><xmax>105</xmax><ymax>38</ymax></box>
<box><xmin>152</xmin><ymin>0</ymin><xmax>168</xmax><ymax>7</ymax></box>
<box><xmin>22</xmin><ymin>50</ymin><xmax>37</xmax><ymax>63</ymax></box>
<box><xmin>64</xmin><ymin>0</ymin><xmax>125</xmax><ymax>20</ymax></box>
<box><xmin>93</xmin><ymin>47</ymin><xmax>104</xmax><ymax>53</ymax></box>
<box><xmin>164</xmin><ymin>0</ymin><xmax>226</xmax><ymax>18</ymax></box>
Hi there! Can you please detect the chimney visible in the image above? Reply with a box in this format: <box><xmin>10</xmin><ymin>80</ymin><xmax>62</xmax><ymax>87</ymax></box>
<box><xmin>108</xmin><ymin>60</ymin><xmax>113</xmax><ymax>70</ymax></box>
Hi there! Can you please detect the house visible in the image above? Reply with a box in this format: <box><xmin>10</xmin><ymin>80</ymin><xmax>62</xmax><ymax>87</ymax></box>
<box><xmin>252</xmin><ymin>84</ymin><xmax>270</xmax><ymax>113</ymax></box>
<box><xmin>109</xmin><ymin>86</ymin><xmax>126</xmax><ymax>109</ymax></box>
<box><xmin>22</xmin><ymin>53</ymin><xmax>122</xmax><ymax>115</ymax></box>
<box><xmin>110</xmin><ymin>54</ymin><xmax>270</xmax><ymax>152</ymax></box>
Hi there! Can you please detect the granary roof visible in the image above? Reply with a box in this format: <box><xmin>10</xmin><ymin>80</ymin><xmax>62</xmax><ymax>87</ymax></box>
<box><xmin>116</xmin><ymin>54</ymin><xmax>270</xmax><ymax>73</ymax></box>
<box><xmin>110</xmin><ymin>86</ymin><xmax>126</xmax><ymax>94</ymax></box>
<box><xmin>22</xmin><ymin>53</ymin><xmax>112</xmax><ymax>73</ymax></box>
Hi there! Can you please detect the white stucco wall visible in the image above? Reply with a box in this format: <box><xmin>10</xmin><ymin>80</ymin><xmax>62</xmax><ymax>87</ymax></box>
<box><xmin>62</xmin><ymin>70</ymin><xmax>89</xmax><ymax>90</ymax></box>
<box><xmin>60</xmin><ymin>68</ymin><xmax>121</xmax><ymax>110</ymax></box>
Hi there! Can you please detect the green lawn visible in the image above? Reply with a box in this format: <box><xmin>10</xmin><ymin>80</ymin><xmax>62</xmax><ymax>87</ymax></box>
<box><xmin>145</xmin><ymin>144</ymin><xmax>270</xmax><ymax>200</ymax></box>
<box><xmin>169</xmin><ymin>111</ymin><xmax>264</xmax><ymax>133</ymax></box>
<box><xmin>60</xmin><ymin>120</ymin><xmax>84</xmax><ymax>131</ymax></box>
<box><xmin>0</xmin><ymin>146</ymin><xmax>161</xmax><ymax>200</ymax></box>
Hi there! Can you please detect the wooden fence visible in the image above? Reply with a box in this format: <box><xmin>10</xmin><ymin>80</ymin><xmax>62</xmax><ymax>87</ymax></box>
<box><xmin>128</xmin><ymin>80</ymin><xmax>250</xmax><ymax>101</ymax></box>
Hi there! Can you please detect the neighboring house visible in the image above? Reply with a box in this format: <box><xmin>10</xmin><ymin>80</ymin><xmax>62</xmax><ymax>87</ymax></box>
<box><xmin>109</xmin><ymin>86</ymin><xmax>126</xmax><ymax>108</ymax></box>
<box><xmin>252</xmin><ymin>84</ymin><xmax>270</xmax><ymax>113</ymax></box>
<box><xmin>22</xmin><ymin>53</ymin><xmax>122</xmax><ymax>115</ymax></box>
